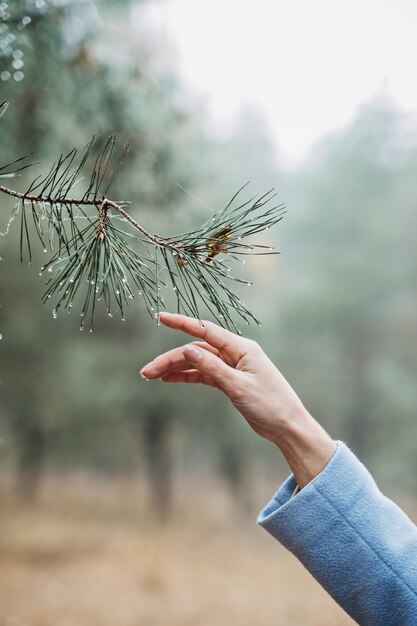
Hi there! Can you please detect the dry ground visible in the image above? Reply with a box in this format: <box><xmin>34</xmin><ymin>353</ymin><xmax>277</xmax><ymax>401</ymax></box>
<box><xmin>0</xmin><ymin>475</ymin><xmax>356</xmax><ymax>626</ymax></box>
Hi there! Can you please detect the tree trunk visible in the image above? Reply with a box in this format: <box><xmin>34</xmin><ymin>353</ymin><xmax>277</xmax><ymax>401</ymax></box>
<box><xmin>13</xmin><ymin>414</ymin><xmax>46</xmax><ymax>500</ymax></box>
<box><xmin>142</xmin><ymin>404</ymin><xmax>173</xmax><ymax>521</ymax></box>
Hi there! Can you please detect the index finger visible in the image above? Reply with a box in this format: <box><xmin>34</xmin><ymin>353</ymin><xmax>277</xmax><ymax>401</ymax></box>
<box><xmin>158</xmin><ymin>312</ymin><xmax>245</xmax><ymax>359</ymax></box>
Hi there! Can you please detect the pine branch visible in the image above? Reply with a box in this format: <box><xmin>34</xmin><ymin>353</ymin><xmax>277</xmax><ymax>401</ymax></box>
<box><xmin>0</xmin><ymin>135</ymin><xmax>285</xmax><ymax>333</ymax></box>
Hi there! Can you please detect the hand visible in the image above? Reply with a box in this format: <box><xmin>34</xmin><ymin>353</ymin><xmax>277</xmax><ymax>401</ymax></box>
<box><xmin>140</xmin><ymin>312</ymin><xmax>310</xmax><ymax>444</ymax></box>
<box><xmin>140</xmin><ymin>312</ymin><xmax>337</xmax><ymax>488</ymax></box>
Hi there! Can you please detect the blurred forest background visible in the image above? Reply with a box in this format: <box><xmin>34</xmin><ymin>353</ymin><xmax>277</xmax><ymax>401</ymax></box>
<box><xmin>0</xmin><ymin>1</ymin><xmax>416</xmax><ymax>625</ymax></box>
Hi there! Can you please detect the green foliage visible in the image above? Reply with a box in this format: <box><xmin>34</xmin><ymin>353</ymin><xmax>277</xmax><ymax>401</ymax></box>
<box><xmin>0</xmin><ymin>0</ymin><xmax>283</xmax><ymax>502</ymax></box>
<box><xmin>0</xmin><ymin>131</ymin><xmax>283</xmax><ymax>331</ymax></box>
<box><xmin>1</xmin><ymin>0</ymin><xmax>417</xmax><ymax>507</ymax></box>
<box><xmin>267</xmin><ymin>96</ymin><xmax>417</xmax><ymax>490</ymax></box>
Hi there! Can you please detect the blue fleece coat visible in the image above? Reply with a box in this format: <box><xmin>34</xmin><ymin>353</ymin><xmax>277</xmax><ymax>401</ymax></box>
<box><xmin>257</xmin><ymin>442</ymin><xmax>417</xmax><ymax>625</ymax></box>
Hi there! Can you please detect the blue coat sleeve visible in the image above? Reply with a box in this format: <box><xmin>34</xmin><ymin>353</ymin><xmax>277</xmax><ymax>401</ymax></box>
<box><xmin>257</xmin><ymin>441</ymin><xmax>417</xmax><ymax>625</ymax></box>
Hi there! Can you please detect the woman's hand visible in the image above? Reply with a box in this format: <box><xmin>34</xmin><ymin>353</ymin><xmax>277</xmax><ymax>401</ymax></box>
<box><xmin>141</xmin><ymin>312</ymin><xmax>307</xmax><ymax>444</ymax></box>
<box><xmin>140</xmin><ymin>312</ymin><xmax>336</xmax><ymax>487</ymax></box>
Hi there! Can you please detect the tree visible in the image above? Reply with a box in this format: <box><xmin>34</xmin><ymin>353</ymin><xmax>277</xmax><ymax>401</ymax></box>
<box><xmin>0</xmin><ymin>0</ymin><xmax>284</xmax><ymax>508</ymax></box>
<box><xmin>271</xmin><ymin>96</ymin><xmax>417</xmax><ymax>485</ymax></box>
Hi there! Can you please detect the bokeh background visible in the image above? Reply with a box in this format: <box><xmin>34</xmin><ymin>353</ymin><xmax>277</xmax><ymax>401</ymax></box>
<box><xmin>1</xmin><ymin>1</ymin><xmax>417</xmax><ymax>624</ymax></box>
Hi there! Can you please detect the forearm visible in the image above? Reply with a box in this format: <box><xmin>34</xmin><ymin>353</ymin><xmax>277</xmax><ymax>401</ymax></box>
<box><xmin>273</xmin><ymin>406</ymin><xmax>337</xmax><ymax>489</ymax></box>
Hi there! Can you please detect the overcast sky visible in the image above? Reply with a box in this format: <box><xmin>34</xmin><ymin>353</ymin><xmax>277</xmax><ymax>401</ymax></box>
<box><xmin>135</xmin><ymin>0</ymin><xmax>417</xmax><ymax>164</ymax></box>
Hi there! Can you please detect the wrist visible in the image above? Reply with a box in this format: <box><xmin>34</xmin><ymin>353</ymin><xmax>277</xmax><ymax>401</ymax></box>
<box><xmin>269</xmin><ymin>401</ymin><xmax>313</xmax><ymax>445</ymax></box>
<box><xmin>271</xmin><ymin>404</ymin><xmax>337</xmax><ymax>489</ymax></box>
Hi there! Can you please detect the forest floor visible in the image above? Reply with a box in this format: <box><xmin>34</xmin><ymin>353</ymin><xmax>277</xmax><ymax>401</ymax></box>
<box><xmin>0</xmin><ymin>473</ymin><xmax>359</xmax><ymax>626</ymax></box>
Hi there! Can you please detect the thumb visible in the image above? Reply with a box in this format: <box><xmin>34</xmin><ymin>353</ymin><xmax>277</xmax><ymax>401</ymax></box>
<box><xmin>182</xmin><ymin>344</ymin><xmax>236</xmax><ymax>393</ymax></box>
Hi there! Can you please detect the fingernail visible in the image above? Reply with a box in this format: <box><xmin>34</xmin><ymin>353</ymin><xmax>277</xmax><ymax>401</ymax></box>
<box><xmin>183</xmin><ymin>344</ymin><xmax>201</xmax><ymax>362</ymax></box>
<box><xmin>140</xmin><ymin>362</ymin><xmax>153</xmax><ymax>376</ymax></box>
<box><xmin>140</xmin><ymin>369</ymin><xmax>156</xmax><ymax>381</ymax></box>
